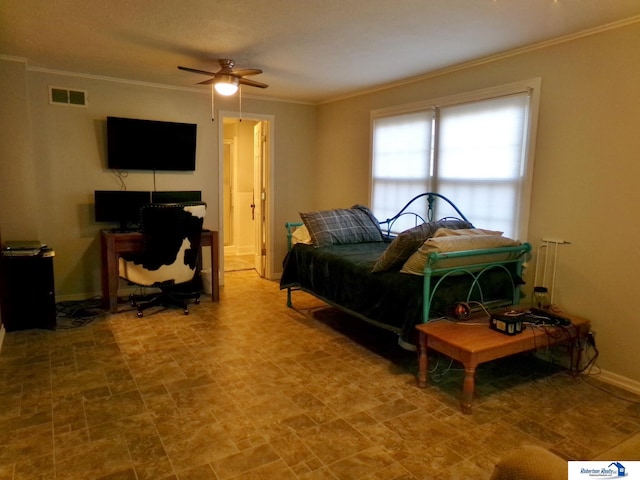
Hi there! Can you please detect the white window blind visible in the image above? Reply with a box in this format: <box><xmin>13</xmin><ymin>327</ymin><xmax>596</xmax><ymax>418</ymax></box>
<box><xmin>371</xmin><ymin>81</ymin><xmax>539</xmax><ymax>239</ymax></box>
<box><xmin>372</xmin><ymin>110</ymin><xmax>434</xmax><ymax>232</ymax></box>
<box><xmin>436</xmin><ymin>94</ymin><xmax>530</xmax><ymax>237</ymax></box>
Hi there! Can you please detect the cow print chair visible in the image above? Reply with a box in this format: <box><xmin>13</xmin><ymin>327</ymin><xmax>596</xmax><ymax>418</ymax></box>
<box><xmin>118</xmin><ymin>202</ymin><xmax>206</xmax><ymax>317</ymax></box>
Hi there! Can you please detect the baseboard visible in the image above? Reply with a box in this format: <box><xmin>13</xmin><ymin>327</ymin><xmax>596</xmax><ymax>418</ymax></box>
<box><xmin>223</xmin><ymin>245</ymin><xmax>238</xmax><ymax>256</ymax></box>
<box><xmin>536</xmin><ymin>345</ymin><xmax>640</xmax><ymax>396</ymax></box>
<box><xmin>56</xmin><ymin>292</ymin><xmax>101</xmax><ymax>302</ymax></box>
<box><xmin>56</xmin><ymin>287</ymin><xmax>159</xmax><ymax>306</ymax></box>
<box><xmin>224</xmin><ymin>245</ymin><xmax>255</xmax><ymax>256</ymax></box>
<box><xmin>596</xmin><ymin>369</ymin><xmax>640</xmax><ymax>396</ymax></box>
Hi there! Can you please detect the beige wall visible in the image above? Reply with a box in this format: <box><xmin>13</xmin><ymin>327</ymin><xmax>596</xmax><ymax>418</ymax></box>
<box><xmin>0</xmin><ymin>60</ymin><xmax>317</xmax><ymax>299</ymax></box>
<box><xmin>315</xmin><ymin>22</ymin><xmax>640</xmax><ymax>385</ymax></box>
<box><xmin>2</xmin><ymin>20</ymin><xmax>638</xmax><ymax>386</ymax></box>
<box><xmin>0</xmin><ymin>61</ymin><xmax>39</xmax><ymax>238</ymax></box>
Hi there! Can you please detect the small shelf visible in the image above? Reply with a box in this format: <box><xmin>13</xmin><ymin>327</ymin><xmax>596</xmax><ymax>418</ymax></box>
<box><xmin>0</xmin><ymin>254</ymin><xmax>56</xmax><ymax>331</ymax></box>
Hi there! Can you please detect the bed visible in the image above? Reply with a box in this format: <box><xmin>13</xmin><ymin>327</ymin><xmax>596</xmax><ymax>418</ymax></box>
<box><xmin>280</xmin><ymin>193</ymin><xmax>532</xmax><ymax>350</ymax></box>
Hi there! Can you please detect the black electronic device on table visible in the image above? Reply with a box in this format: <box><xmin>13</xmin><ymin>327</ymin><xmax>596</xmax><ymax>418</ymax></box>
<box><xmin>528</xmin><ymin>307</ymin><xmax>571</xmax><ymax>326</ymax></box>
<box><xmin>151</xmin><ymin>191</ymin><xmax>201</xmax><ymax>204</ymax></box>
<box><xmin>490</xmin><ymin>313</ymin><xmax>524</xmax><ymax>335</ymax></box>
<box><xmin>94</xmin><ymin>190</ymin><xmax>151</xmax><ymax>232</ymax></box>
<box><xmin>94</xmin><ymin>190</ymin><xmax>203</xmax><ymax>232</ymax></box>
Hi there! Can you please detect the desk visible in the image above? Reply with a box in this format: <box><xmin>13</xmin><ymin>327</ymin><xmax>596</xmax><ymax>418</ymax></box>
<box><xmin>416</xmin><ymin>310</ymin><xmax>590</xmax><ymax>414</ymax></box>
<box><xmin>101</xmin><ymin>229</ymin><xmax>219</xmax><ymax>313</ymax></box>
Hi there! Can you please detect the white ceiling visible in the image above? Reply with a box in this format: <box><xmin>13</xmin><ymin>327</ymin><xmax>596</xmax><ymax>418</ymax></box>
<box><xmin>2</xmin><ymin>0</ymin><xmax>640</xmax><ymax>103</ymax></box>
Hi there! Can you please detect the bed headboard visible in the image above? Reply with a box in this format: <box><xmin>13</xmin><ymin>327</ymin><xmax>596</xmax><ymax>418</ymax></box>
<box><xmin>378</xmin><ymin>192</ymin><xmax>471</xmax><ymax>238</ymax></box>
<box><xmin>286</xmin><ymin>193</ymin><xmax>472</xmax><ymax>248</ymax></box>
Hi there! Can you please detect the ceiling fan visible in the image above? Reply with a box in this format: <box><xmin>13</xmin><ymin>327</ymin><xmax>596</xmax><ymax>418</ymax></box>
<box><xmin>178</xmin><ymin>59</ymin><xmax>268</xmax><ymax>96</ymax></box>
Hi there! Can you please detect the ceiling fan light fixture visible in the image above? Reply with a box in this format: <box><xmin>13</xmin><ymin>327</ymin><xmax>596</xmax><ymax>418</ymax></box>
<box><xmin>214</xmin><ymin>75</ymin><xmax>239</xmax><ymax>96</ymax></box>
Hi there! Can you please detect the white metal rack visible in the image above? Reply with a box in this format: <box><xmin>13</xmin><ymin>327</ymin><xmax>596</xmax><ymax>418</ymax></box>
<box><xmin>533</xmin><ymin>238</ymin><xmax>571</xmax><ymax>305</ymax></box>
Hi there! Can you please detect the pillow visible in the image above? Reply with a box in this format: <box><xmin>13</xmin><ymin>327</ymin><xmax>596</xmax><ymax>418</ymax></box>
<box><xmin>434</xmin><ymin>227</ymin><xmax>503</xmax><ymax>237</ymax></box>
<box><xmin>371</xmin><ymin>219</ymin><xmax>473</xmax><ymax>272</ymax></box>
<box><xmin>490</xmin><ymin>445</ymin><xmax>568</xmax><ymax>480</ymax></box>
<box><xmin>300</xmin><ymin>205</ymin><xmax>383</xmax><ymax>247</ymax></box>
<box><xmin>400</xmin><ymin>234</ymin><xmax>521</xmax><ymax>276</ymax></box>
<box><xmin>291</xmin><ymin>225</ymin><xmax>312</xmax><ymax>245</ymax></box>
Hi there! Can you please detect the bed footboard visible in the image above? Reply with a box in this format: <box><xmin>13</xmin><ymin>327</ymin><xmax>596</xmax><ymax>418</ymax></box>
<box><xmin>422</xmin><ymin>243</ymin><xmax>532</xmax><ymax>322</ymax></box>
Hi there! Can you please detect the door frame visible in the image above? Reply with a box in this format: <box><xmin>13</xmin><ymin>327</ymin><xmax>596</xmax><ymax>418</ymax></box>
<box><xmin>222</xmin><ymin>137</ymin><xmax>236</xmax><ymax>251</ymax></box>
<box><xmin>218</xmin><ymin>110</ymin><xmax>275</xmax><ymax>282</ymax></box>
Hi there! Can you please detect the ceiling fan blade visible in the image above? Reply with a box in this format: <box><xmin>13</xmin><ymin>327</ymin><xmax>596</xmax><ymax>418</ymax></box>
<box><xmin>180</xmin><ymin>60</ymin><xmax>266</xmax><ymax>89</ymax></box>
<box><xmin>232</xmin><ymin>68</ymin><xmax>263</xmax><ymax>77</ymax></box>
<box><xmin>239</xmin><ymin>77</ymin><xmax>268</xmax><ymax>89</ymax></box>
<box><xmin>178</xmin><ymin>66</ymin><xmax>217</xmax><ymax>76</ymax></box>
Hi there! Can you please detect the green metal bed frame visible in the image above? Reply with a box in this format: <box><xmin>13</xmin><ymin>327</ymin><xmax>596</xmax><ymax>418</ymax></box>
<box><xmin>285</xmin><ymin>192</ymin><xmax>531</xmax><ymax>325</ymax></box>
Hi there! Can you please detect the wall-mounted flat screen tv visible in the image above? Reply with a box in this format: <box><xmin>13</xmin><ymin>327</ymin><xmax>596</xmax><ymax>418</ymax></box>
<box><xmin>107</xmin><ymin>116</ymin><xmax>197</xmax><ymax>171</ymax></box>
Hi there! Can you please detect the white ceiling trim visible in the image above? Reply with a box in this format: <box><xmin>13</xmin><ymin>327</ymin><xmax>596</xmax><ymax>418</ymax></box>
<box><xmin>0</xmin><ymin>54</ymin><xmax>29</xmax><ymax>64</ymax></box>
<box><xmin>21</xmin><ymin>63</ymin><xmax>317</xmax><ymax>105</ymax></box>
<box><xmin>22</xmin><ymin>64</ymin><xmax>316</xmax><ymax>106</ymax></box>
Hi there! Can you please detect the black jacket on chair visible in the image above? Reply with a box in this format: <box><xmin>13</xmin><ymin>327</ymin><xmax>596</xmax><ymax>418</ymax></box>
<box><xmin>118</xmin><ymin>202</ymin><xmax>207</xmax><ymax>316</ymax></box>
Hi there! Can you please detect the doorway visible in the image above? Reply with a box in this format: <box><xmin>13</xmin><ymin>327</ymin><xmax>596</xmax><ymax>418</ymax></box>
<box><xmin>220</xmin><ymin>113</ymin><xmax>272</xmax><ymax>281</ymax></box>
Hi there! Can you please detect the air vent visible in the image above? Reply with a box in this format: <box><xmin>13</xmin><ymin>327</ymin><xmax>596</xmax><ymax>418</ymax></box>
<box><xmin>49</xmin><ymin>86</ymin><xmax>88</xmax><ymax>107</ymax></box>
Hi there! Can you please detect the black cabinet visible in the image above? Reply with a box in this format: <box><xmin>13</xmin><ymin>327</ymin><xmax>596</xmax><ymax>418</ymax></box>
<box><xmin>0</xmin><ymin>254</ymin><xmax>56</xmax><ymax>331</ymax></box>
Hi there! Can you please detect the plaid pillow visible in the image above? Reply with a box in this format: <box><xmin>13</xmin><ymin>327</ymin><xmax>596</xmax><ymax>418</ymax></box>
<box><xmin>371</xmin><ymin>219</ymin><xmax>472</xmax><ymax>272</ymax></box>
<box><xmin>300</xmin><ymin>205</ymin><xmax>383</xmax><ymax>247</ymax></box>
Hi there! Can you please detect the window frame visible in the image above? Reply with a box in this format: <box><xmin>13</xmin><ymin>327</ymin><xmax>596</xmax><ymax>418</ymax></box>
<box><xmin>369</xmin><ymin>78</ymin><xmax>541</xmax><ymax>241</ymax></box>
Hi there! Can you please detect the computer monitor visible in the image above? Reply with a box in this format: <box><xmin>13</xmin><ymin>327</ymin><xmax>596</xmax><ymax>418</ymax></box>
<box><xmin>94</xmin><ymin>190</ymin><xmax>152</xmax><ymax>231</ymax></box>
<box><xmin>151</xmin><ymin>191</ymin><xmax>202</xmax><ymax>204</ymax></box>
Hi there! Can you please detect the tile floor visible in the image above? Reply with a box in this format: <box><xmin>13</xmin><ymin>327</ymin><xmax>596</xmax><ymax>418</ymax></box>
<box><xmin>0</xmin><ymin>270</ymin><xmax>639</xmax><ymax>479</ymax></box>
<box><xmin>223</xmin><ymin>254</ymin><xmax>254</xmax><ymax>273</ymax></box>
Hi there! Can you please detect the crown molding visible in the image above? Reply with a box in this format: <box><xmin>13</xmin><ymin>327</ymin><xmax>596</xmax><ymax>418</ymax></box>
<box><xmin>321</xmin><ymin>15</ymin><xmax>640</xmax><ymax>105</ymax></box>
<box><xmin>0</xmin><ymin>54</ymin><xmax>29</xmax><ymax>64</ymax></box>
<box><xmin>21</xmin><ymin>65</ymin><xmax>314</xmax><ymax>106</ymax></box>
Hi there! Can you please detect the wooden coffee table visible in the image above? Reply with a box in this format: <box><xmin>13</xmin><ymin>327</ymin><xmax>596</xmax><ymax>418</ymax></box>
<box><xmin>415</xmin><ymin>310</ymin><xmax>590</xmax><ymax>414</ymax></box>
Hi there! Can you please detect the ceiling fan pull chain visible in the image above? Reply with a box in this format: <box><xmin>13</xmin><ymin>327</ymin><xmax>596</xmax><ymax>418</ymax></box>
<box><xmin>239</xmin><ymin>86</ymin><xmax>243</xmax><ymax>122</ymax></box>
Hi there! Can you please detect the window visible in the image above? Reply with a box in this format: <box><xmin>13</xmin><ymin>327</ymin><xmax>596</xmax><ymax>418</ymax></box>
<box><xmin>371</xmin><ymin>79</ymin><xmax>540</xmax><ymax>239</ymax></box>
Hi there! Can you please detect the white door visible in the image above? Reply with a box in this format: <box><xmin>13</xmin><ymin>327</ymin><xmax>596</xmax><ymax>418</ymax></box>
<box><xmin>220</xmin><ymin>111</ymin><xmax>274</xmax><ymax>284</ymax></box>
<box><xmin>253</xmin><ymin>122</ymin><xmax>266</xmax><ymax>276</ymax></box>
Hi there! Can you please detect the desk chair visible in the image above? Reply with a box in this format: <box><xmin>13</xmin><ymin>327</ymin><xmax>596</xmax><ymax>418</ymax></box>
<box><xmin>118</xmin><ymin>202</ymin><xmax>206</xmax><ymax>317</ymax></box>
